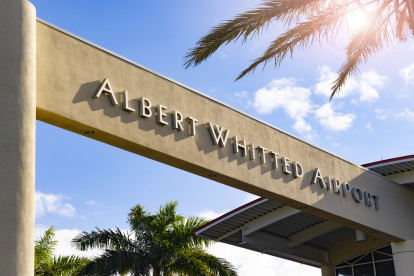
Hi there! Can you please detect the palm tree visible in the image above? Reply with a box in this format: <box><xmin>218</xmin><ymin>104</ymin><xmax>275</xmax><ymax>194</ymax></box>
<box><xmin>35</xmin><ymin>226</ymin><xmax>90</xmax><ymax>276</ymax></box>
<box><xmin>185</xmin><ymin>0</ymin><xmax>414</xmax><ymax>98</ymax></box>
<box><xmin>72</xmin><ymin>201</ymin><xmax>237</xmax><ymax>276</ymax></box>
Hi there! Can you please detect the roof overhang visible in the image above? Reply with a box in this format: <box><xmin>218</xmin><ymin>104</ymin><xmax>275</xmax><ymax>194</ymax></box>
<box><xmin>362</xmin><ymin>155</ymin><xmax>414</xmax><ymax>191</ymax></box>
<box><xmin>195</xmin><ymin>198</ymin><xmax>387</xmax><ymax>267</ymax></box>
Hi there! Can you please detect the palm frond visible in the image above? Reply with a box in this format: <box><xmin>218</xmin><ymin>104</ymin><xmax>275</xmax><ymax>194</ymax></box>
<box><xmin>406</xmin><ymin>0</ymin><xmax>414</xmax><ymax>34</ymax></box>
<box><xmin>331</xmin><ymin>1</ymin><xmax>394</xmax><ymax>97</ymax></box>
<box><xmin>168</xmin><ymin>248</ymin><xmax>237</xmax><ymax>276</ymax></box>
<box><xmin>77</xmin><ymin>250</ymin><xmax>151</xmax><ymax>276</ymax></box>
<box><xmin>235</xmin><ymin>2</ymin><xmax>352</xmax><ymax>80</ymax></box>
<box><xmin>165</xmin><ymin>252</ymin><xmax>211</xmax><ymax>276</ymax></box>
<box><xmin>51</xmin><ymin>256</ymin><xmax>90</xmax><ymax>276</ymax></box>
<box><xmin>154</xmin><ymin>201</ymin><xmax>184</xmax><ymax>234</ymax></box>
<box><xmin>184</xmin><ymin>0</ymin><xmax>327</xmax><ymax>68</ymax></box>
<box><xmin>396</xmin><ymin>4</ymin><xmax>408</xmax><ymax>40</ymax></box>
<box><xmin>35</xmin><ymin>226</ymin><xmax>57</xmax><ymax>269</ymax></box>
<box><xmin>76</xmin><ymin>202</ymin><xmax>237</xmax><ymax>276</ymax></box>
<box><xmin>128</xmin><ymin>203</ymin><xmax>158</xmax><ymax>238</ymax></box>
<box><xmin>72</xmin><ymin>228</ymin><xmax>135</xmax><ymax>251</ymax></box>
<box><xmin>188</xmin><ymin>249</ymin><xmax>237</xmax><ymax>276</ymax></box>
<box><xmin>168</xmin><ymin>216</ymin><xmax>212</xmax><ymax>250</ymax></box>
<box><xmin>184</xmin><ymin>0</ymin><xmax>414</xmax><ymax>97</ymax></box>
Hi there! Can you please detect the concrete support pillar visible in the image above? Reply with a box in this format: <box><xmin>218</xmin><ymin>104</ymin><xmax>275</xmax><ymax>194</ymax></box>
<box><xmin>321</xmin><ymin>265</ymin><xmax>335</xmax><ymax>276</ymax></box>
<box><xmin>0</xmin><ymin>1</ymin><xmax>36</xmax><ymax>275</ymax></box>
<box><xmin>392</xmin><ymin>240</ymin><xmax>414</xmax><ymax>276</ymax></box>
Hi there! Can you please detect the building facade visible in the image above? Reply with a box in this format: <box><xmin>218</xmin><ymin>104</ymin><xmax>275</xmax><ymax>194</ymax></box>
<box><xmin>195</xmin><ymin>155</ymin><xmax>414</xmax><ymax>276</ymax></box>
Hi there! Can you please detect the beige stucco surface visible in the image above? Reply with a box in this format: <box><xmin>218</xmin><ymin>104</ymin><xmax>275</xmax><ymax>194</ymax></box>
<box><xmin>392</xmin><ymin>240</ymin><xmax>414</xmax><ymax>276</ymax></box>
<box><xmin>0</xmin><ymin>1</ymin><xmax>36</xmax><ymax>275</ymax></box>
<box><xmin>36</xmin><ymin>20</ymin><xmax>414</xmax><ymax>242</ymax></box>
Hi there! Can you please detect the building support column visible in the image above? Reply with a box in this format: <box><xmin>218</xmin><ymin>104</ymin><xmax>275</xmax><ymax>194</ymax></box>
<box><xmin>0</xmin><ymin>0</ymin><xmax>36</xmax><ymax>275</ymax></box>
<box><xmin>392</xmin><ymin>240</ymin><xmax>414</xmax><ymax>276</ymax></box>
<box><xmin>321</xmin><ymin>265</ymin><xmax>335</xmax><ymax>276</ymax></box>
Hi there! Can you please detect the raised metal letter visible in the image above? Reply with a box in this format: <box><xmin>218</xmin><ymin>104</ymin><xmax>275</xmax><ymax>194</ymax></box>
<box><xmin>269</xmin><ymin>151</ymin><xmax>279</xmax><ymax>169</ymax></box>
<box><xmin>156</xmin><ymin>104</ymin><xmax>168</xmax><ymax>126</ymax></box>
<box><xmin>326</xmin><ymin>176</ymin><xmax>333</xmax><ymax>191</ymax></box>
<box><xmin>172</xmin><ymin>111</ymin><xmax>184</xmax><ymax>131</ymax></box>
<box><xmin>312</xmin><ymin>168</ymin><xmax>326</xmax><ymax>189</ymax></box>
<box><xmin>187</xmin><ymin>117</ymin><xmax>198</xmax><ymax>136</ymax></box>
<box><xmin>249</xmin><ymin>143</ymin><xmax>256</xmax><ymax>160</ymax></box>
<box><xmin>334</xmin><ymin>179</ymin><xmax>342</xmax><ymax>195</ymax></box>
<box><xmin>351</xmin><ymin>187</ymin><xmax>363</xmax><ymax>203</ymax></box>
<box><xmin>206</xmin><ymin>122</ymin><xmax>230</xmax><ymax>147</ymax></box>
<box><xmin>282</xmin><ymin>157</ymin><xmax>291</xmax><ymax>174</ymax></box>
<box><xmin>94</xmin><ymin>78</ymin><xmax>118</xmax><ymax>105</ymax></box>
<box><xmin>364</xmin><ymin>191</ymin><xmax>372</xmax><ymax>207</ymax></box>
<box><xmin>122</xmin><ymin>90</ymin><xmax>135</xmax><ymax>112</ymax></box>
<box><xmin>342</xmin><ymin>182</ymin><xmax>351</xmax><ymax>197</ymax></box>
<box><xmin>257</xmin><ymin>146</ymin><xmax>267</xmax><ymax>164</ymax></box>
<box><xmin>372</xmin><ymin>195</ymin><xmax>380</xmax><ymax>210</ymax></box>
<box><xmin>233</xmin><ymin>136</ymin><xmax>247</xmax><ymax>157</ymax></box>
<box><xmin>139</xmin><ymin>97</ymin><xmax>152</xmax><ymax>118</ymax></box>
<box><xmin>293</xmin><ymin>161</ymin><xmax>303</xmax><ymax>178</ymax></box>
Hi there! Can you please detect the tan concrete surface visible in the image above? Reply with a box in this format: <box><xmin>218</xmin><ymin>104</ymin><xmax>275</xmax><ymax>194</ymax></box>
<box><xmin>387</xmin><ymin>170</ymin><xmax>414</xmax><ymax>185</ymax></box>
<box><xmin>0</xmin><ymin>0</ymin><xmax>36</xmax><ymax>275</ymax></box>
<box><xmin>36</xmin><ymin>19</ymin><xmax>414</xmax><ymax>242</ymax></box>
<box><xmin>392</xmin><ymin>240</ymin><xmax>414</xmax><ymax>276</ymax></box>
<box><xmin>321</xmin><ymin>265</ymin><xmax>334</xmax><ymax>276</ymax></box>
<box><xmin>329</xmin><ymin>235</ymin><xmax>388</xmax><ymax>265</ymax></box>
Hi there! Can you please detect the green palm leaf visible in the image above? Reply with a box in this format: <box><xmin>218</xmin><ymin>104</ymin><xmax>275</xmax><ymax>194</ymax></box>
<box><xmin>168</xmin><ymin>248</ymin><xmax>237</xmax><ymax>276</ymax></box>
<box><xmin>73</xmin><ymin>201</ymin><xmax>237</xmax><ymax>276</ymax></box>
<box><xmin>332</xmin><ymin>1</ymin><xmax>394</xmax><ymax>96</ymax></box>
<box><xmin>35</xmin><ymin>226</ymin><xmax>90</xmax><ymax>275</ymax></box>
<box><xmin>78</xmin><ymin>250</ymin><xmax>151</xmax><ymax>276</ymax></box>
<box><xmin>73</xmin><ymin>228</ymin><xmax>135</xmax><ymax>251</ymax></box>
<box><xmin>185</xmin><ymin>0</ymin><xmax>414</xmax><ymax>97</ymax></box>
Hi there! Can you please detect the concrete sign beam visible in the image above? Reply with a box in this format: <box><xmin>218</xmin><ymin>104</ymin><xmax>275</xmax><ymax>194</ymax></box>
<box><xmin>35</xmin><ymin>19</ymin><xmax>414</xmax><ymax>242</ymax></box>
<box><xmin>3</xmin><ymin>2</ymin><xmax>414</xmax><ymax>274</ymax></box>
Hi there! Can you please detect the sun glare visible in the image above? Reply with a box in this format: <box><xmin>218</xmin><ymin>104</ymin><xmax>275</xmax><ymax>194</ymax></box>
<box><xmin>345</xmin><ymin>9</ymin><xmax>371</xmax><ymax>33</ymax></box>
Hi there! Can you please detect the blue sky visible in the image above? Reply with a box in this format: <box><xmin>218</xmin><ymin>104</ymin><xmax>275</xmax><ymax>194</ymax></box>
<box><xmin>31</xmin><ymin>1</ymin><xmax>414</xmax><ymax>275</ymax></box>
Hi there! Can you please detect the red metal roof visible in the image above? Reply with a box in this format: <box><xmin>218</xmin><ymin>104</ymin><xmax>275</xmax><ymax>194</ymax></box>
<box><xmin>362</xmin><ymin>154</ymin><xmax>414</xmax><ymax>168</ymax></box>
<box><xmin>194</xmin><ymin>197</ymin><xmax>265</xmax><ymax>234</ymax></box>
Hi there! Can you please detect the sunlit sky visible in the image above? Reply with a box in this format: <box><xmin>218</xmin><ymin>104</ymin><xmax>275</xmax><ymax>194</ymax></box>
<box><xmin>31</xmin><ymin>1</ymin><xmax>414</xmax><ymax>275</ymax></box>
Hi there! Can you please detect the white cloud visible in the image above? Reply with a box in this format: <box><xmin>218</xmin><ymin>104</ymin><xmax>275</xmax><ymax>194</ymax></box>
<box><xmin>315</xmin><ymin>65</ymin><xmax>358</xmax><ymax>98</ymax></box>
<box><xmin>35</xmin><ymin>191</ymin><xmax>76</xmax><ymax>218</ymax></box>
<box><xmin>85</xmin><ymin>200</ymin><xmax>99</xmax><ymax>206</ymax></box>
<box><xmin>249</xmin><ymin>73</ymin><xmax>382</xmax><ymax>135</ymax></box>
<box><xmin>235</xmin><ymin>91</ymin><xmax>248</xmax><ymax>98</ymax></box>
<box><xmin>293</xmin><ymin>118</ymin><xmax>312</xmax><ymax>134</ymax></box>
<box><xmin>55</xmin><ymin>229</ymin><xmax>103</xmax><ymax>258</ymax></box>
<box><xmin>315</xmin><ymin>103</ymin><xmax>356</xmax><ymax>131</ymax></box>
<box><xmin>253</xmin><ymin>78</ymin><xmax>313</xmax><ymax>135</ymax></box>
<box><xmin>253</xmin><ymin>78</ymin><xmax>312</xmax><ymax>117</ymax></box>
<box><xmin>315</xmin><ymin>66</ymin><xmax>386</xmax><ymax>102</ymax></box>
<box><xmin>207</xmin><ymin>243</ymin><xmax>320</xmax><ymax>276</ymax></box>
<box><xmin>365</xmin><ymin>123</ymin><xmax>373</xmax><ymax>131</ymax></box>
<box><xmin>35</xmin><ymin>224</ymin><xmax>50</xmax><ymax>239</ymax></box>
<box><xmin>242</xmin><ymin>194</ymin><xmax>260</xmax><ymax>204</ymax></box>
<box><xmin>198</xmin><ymin>210</ymin><xmax>226</xmax><ymax>220</ymax></box>
<box><xmin>208</xmin><ymin>88</ymin><xmax>217</xmax><ymax>94</ymax></box>
<box><xmin>359</xmin><ymin>70</ymin><xmax>387</xmax><ymax>101</ymax></box>
<box><xmin>400</xmin><ymin>63</ymin><xmax>414</xmax><ymax>86</ymax></box>
<box><xmin>375</xmin><ymin>108</ymin><xmax>388</xmax><ymax>120</ymax></box>
<box><xmin>35</xmin><ymin>225</ymin><xmax>104</xmax><ymax>259</ymax></box>
<box><xmin>198</xmin><ymin>194</ymin><xmax>260</xmax><ymax>222</ymax></box>
<box><xmin>395</xmin><ymin>108</ymin><xmax>414</xmax><ymax>121</ymax></box>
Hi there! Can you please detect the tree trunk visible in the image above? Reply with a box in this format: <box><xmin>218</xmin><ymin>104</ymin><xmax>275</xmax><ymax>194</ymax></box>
<box><xmin>153</xmin><ymin>266</ymin><xmax>161</xmax><ymax>276</ymax></box>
